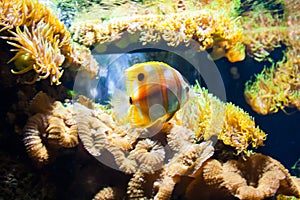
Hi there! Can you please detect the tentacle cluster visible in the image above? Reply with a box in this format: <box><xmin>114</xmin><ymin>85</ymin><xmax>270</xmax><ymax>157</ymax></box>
<box><xmin>173</xmin><ymin>87</ymin><xmax>266</xmax><ymax>154</ymax></box>
<box><xmin>70</xmin><ymin>3</ymin><xmax>245</xmax><ymax>62</ymax></box>
<box><xmin>242</xmin><ymin>0</ymin><xmax>300</xmax><ymax>114</ymax></box>
<box><xmin>0</xmin><ymin>0</ymin><xmax>99</xmax><ymax>84</ymax></box>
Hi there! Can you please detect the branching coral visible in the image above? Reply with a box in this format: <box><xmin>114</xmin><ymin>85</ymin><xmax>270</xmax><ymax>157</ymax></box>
<box><xmin>186</xmin><ymin>153</ymin><xmax>300</xmax><ymax>200</ymax></box>
<box><xmin>93</xmin><ymin>187</ymin><xmax>121</xmax><ymax>200</ymax></box>
<box><xmin>70</xmin><ymin>4</ymin><xmax>245</xmax><ymax>62</ymax></box>
<box><xmin>23</xmin><ymin>92</ymin><xmax>78</xmax><ymax>164</ymax></box>
<box><xmin>126</xmin><ymin>170</ymin><xmax>147</xmax><ymax>199</ymax></box>
<box><xmin>0</xmin><ymin>0</ymin><xmax>99</xmax><ymax>85</ymax></box>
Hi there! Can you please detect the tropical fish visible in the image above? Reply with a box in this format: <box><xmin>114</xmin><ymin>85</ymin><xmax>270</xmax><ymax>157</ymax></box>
<box><xmin>111</xmin><ymin>61</ymin><xmax>194</xmax><ymax>129</ymax></box>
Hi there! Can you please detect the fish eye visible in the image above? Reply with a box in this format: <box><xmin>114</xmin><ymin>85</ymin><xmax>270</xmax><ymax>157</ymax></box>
<box><xmin>185</xmin><ymin>86</ymin><xmax>189</xmax><ymax>92</ymax></box>
<box><xmin>137</xmin><ymin>73</ymin><xmax>144</xmax><ymax>81</ymax></box>
<box><xmin>129</xmin><ymin>97</ymin><xmax>133</xmax><ymax>104</ymax></box>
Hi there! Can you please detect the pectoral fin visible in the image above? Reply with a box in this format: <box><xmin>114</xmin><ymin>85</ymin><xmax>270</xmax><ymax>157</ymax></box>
<box><xmin>110</xmin><ymin>88</ymin><xmax>130</xmax><ymax>122</ymax></box>
<box><xmin>129</xmin><ymin>105</ymin><xmax>150</xmax><ymax>127</ymax></box>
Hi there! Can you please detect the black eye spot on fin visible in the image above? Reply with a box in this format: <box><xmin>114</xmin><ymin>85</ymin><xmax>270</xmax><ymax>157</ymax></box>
<box><xmin>129</xmin><ymin>97</ymin><xmax>133</xmax><ymax>104</ymax></box>
<box><xmin>137</xmin><ymin>73</ymin><xmax>144</xmax><ymax>81</ymax></box>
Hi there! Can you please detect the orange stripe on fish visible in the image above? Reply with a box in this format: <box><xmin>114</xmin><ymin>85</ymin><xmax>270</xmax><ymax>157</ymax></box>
<box><xmin>152</xmin><ymin>62</ymin><xmax>168</xmax><ymax>112</ymax></box>
<box><xmin>111</xmin><ymin>61</ymin><xmax>193</xmax><ymax>129</ymax></box>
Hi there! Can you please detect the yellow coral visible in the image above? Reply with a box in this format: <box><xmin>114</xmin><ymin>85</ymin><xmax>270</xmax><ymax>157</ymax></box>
<box><xmin>220</xmin><ymin>103</ymin><xmax>266</xmax><ymax>153</ymax></box>
<box><xmin>0</xmin><ymin>0</ymin><xmax>99</xmax><ymax>84</ymax></box>
<box><xmin>242</xmin><ymin>1</ymin><xmax>300</xmax><ymax>114</ymax></box>
<box><xmin>5</xmin><ymin>22</ymin><xmax>65</xmax><ymax>84</ymax></box>
<box><xmin>245</xmin><ymin>48</ymin><xmax>300</xmax><ymax>114</ymax></box>
<box><xmin>174</xmin><ymin>87</ymin><xmax>266</xmax><ymax>154</ymax></box>
<box><xmin>70</xmin><ymin>7</ymin><xmax>245</xmax><ymax>62</ymax></box>
<box><xmin>241</xmin><ymin>5</ymin><xmax>287</xmax><ymax>62</ymax></box>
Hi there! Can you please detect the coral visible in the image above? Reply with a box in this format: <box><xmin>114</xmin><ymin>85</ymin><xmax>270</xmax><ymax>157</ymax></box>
<box><xmin>244</xmin><ymin>47</ymin><xmax>300</xmax><ymax>114</ymax></box>
<box><xmin>93</xmin><ymin>187</ymin><xmax>121</xmax><ymax>200</ymax></box>
<box><xmin>72</xmin><ymin>91</ymin><xmax>217</xmax><ymax>198</ymax></box>
<box><xmin>153</xmin><ymin>140</ymin><xmax>214</xmax><ymax>199</ymax></box>
<box><xmin>23</xmin><ymin>112</ymin><xmax>50</xmax><ymax>163</ymax></box>
<box><xmin>23</xmin><ymin>92</ymin><xmax>78</xmax><ymax>164</ymax></box>
<box><xmin>68</xmin><ymin>42</ymin><xmax>99</xmax><ymax>79</ymax></box>
<box><xmin>242</xmin><ymin>1</ymin><xmax>300</xmax><ymax>114</ymax></box>
<box><xmin>70</xmin><ymin>2</ymin><xmax>245</xmax><ymax>62</ymax></box>
<box><xmin>17</xmin><ymin>83</ymin><xmax>280</xmax><ymax>199</ymax></box>
<box><xmin>0</xmin><ymin>0</ymin><xmax>99</xmax><ymax>85</ymax></box>
<box><xmin>126</xmin><ymin>171</ymin><xmax>147</xmax><ymax>199</ymax></box>
<box><xmin>67</xmin><ymin>85</ymin><xmax>267</xmax><ymax>199</ymax></box>
<box><xmin>173</xmin><ymin>87</ymin><xmax>266</xmax><ymax>154</ymax></box>
<box><xmin>186</xmin><ymin>153</ymin><xmax>300</xmax><ymax>200</ymax></box>
<box><xmin>241</xmin><ymin>7</ymin><xmax>286</xmax><ymax>62</ymax></box>
<box><xmin>128</xmin><ymin>139</ymin><xmax>165</xmax><ymax>174</ymax></box>
<box><xmin>219</xmin><ymin>103</ymin><xmax>266</xmax><ymax>153</ymax></box>
<box><xmin>4</xmin><ymin>22</ymin><xmax>65</xmax><ymax>85</ymax></box>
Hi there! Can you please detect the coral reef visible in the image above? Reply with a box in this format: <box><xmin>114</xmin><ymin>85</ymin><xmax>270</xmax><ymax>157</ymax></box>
<box><xmin>69</xmin><ymin>1</ymin><xmax>245</xmax><ymax>62</ymax></box>
<box><xmin>242</xmin><ymin>0</ymin><xmax>300</xmax><ymax>114</ymax></box>
<box><xmin>70</xmin><ymin>85</ymin><xmax>267</xmax><ymax>199</ymax></box>
<box><xmin>6</xmin><ymin>77</ymin><xmax>299</xmax><ymax>199</ymax></box>
<box><xmin>186</xmin><ymin>153</ymin><xmax>300</xmax><ymax>200</ymax></box>
<box><xmin>0</xmin><ymin>0</ymin><xmax>99</xmax><ymax>85</ymax></box>
<box><xmin>1</xmin><ymin>0</ymin><xmax>300</xmax><ymax>199</ymax></box>
<box><xmin>20</xmin><ymin>86</ymin><xmax>270</xmax><ymax>199</ymax></box>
